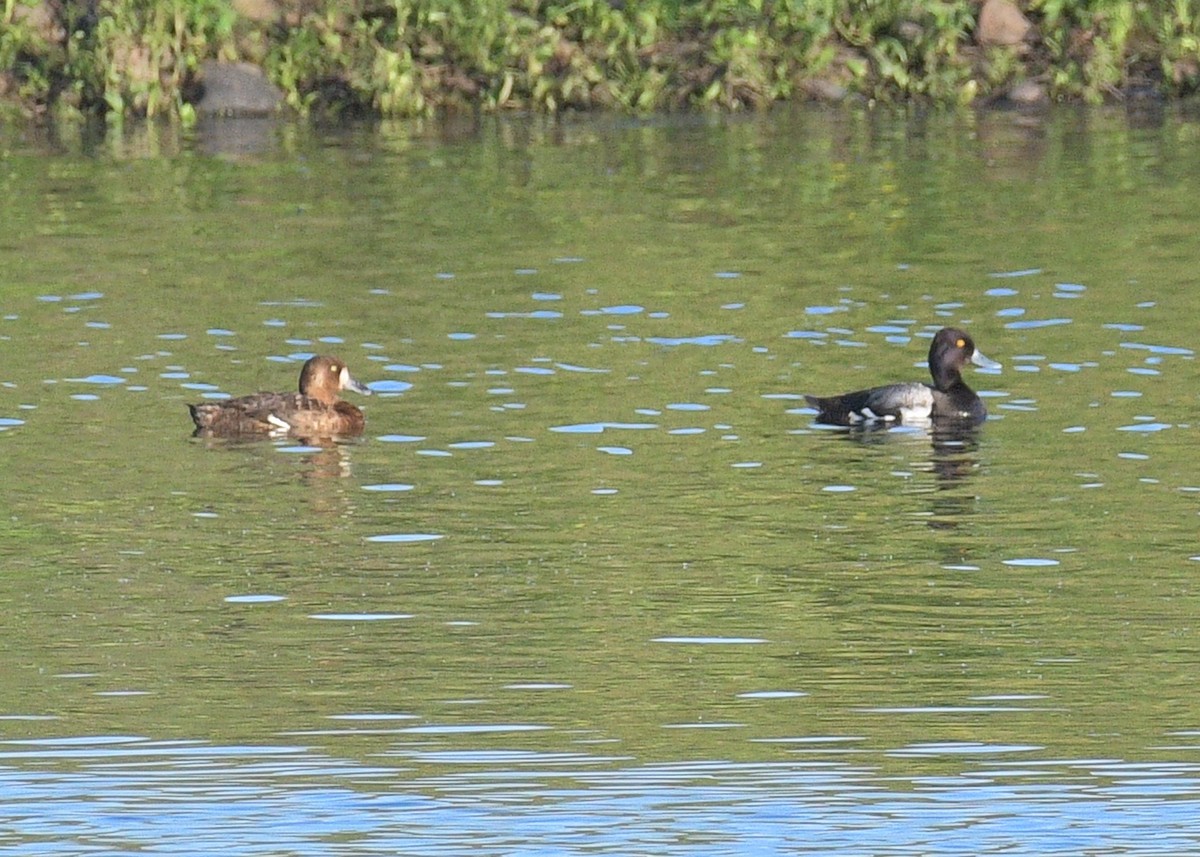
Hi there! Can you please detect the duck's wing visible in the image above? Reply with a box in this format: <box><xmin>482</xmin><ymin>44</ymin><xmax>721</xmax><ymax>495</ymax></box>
<box><xmin>806</xmin><ymin>382</ymin><xmax>934</xmax><ymax>426</ymax></box>
<box><xmin>190</xmin><ymin>392</ymin><xmax>317</xmax><ymax>434</ymax></box>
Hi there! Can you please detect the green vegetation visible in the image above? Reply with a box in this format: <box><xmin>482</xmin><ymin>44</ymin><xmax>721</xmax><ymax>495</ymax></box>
<box><xmin>2</xmin><ymin>0</ymin><xmax>1200</xmax><ymax>122</ymax></box>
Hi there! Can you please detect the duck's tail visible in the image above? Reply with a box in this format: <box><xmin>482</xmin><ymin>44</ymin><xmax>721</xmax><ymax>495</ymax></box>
<box><xmin>188</xmin><ymin>403</ymin><xmax>216</xmax><ymax>429</ymax></box>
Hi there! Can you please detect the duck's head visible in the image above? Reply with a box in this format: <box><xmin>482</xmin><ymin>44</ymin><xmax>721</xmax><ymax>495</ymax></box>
<box><xmin>298</xmin><ymin>355</ymin><xmax>372</xmax><ymax>406</ymax></box>
<box><xmin>928</xmin><ymin>328</ymin><xmax>1001</xmax><ymax>383</ymax></box>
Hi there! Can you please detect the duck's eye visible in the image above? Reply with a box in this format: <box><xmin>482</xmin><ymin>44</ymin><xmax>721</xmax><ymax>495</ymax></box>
<box><xmin>955</xmin><ymin>338</ymin><xmax>965</xmax><ymax>348</ymax></box>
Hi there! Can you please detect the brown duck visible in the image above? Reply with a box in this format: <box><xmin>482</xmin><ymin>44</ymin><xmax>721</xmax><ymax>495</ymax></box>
<box><xmin>189</xmin><ymin>355</ymin><xmax>372</xmax><ymax>438</ymax></box>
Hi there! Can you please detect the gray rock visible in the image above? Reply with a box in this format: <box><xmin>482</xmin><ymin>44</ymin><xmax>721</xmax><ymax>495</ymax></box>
<box><xmin>1007</xmin><ymin>80</ymin><xmax>1047</xmax><ymax>105</ymax></box>
<box><xmin>231</xmin><ymin>0</ymin><xmax>282</xmax><ymax>22</ymax></box>
<box><xmin>193</xmin><ymin>61</ymin><xmax>283</xmax><ymax>117</ymax></box>
<box><xmin>12</xmin><ymin>1</ymin><xmax>66</xmax><ymax>46</ymax></box>
<box><xmin>978</xmin><ymin>0</ymin><xmax>1033</xmax><ymax>47</ymax></box>
<box><xmin>801</xmin><ymin>78</ymin><xmax>848</xmax><ymax>103</ymax></box>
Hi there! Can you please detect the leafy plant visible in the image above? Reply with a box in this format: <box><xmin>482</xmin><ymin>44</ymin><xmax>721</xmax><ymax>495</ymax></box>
<box><xmin>4</xmin><ymin>0</ymin><xmax>1200</xmax><ymax>120</ymax></box>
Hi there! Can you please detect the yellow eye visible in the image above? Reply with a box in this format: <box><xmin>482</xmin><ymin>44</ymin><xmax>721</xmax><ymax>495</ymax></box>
<box><xmin>955</xmin><ymin>338</ymin><xmax>965</xmax><ymax>348</ymax></box>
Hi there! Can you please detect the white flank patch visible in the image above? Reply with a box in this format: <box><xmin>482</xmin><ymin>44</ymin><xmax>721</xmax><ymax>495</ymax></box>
<box><xmin>851</xmin><ymin>407</ymin><xmax>894</xmax><ymax>424</ymax></box>
<box><xmin>899</xmin><ymin>405</ymin><xmax>931</xmax><ymax>424</ymax></box>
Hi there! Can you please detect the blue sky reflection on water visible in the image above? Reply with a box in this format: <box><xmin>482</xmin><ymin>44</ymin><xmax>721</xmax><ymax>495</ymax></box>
<box><xmin>2</xmin><ymin>742</ymin><xmax>1200</xmax><ymax>855</ymax></box>
<box><xmin>0</xmin><ymin>729</ymin><xmax>1195</xmax><ymax>854</ymax></box>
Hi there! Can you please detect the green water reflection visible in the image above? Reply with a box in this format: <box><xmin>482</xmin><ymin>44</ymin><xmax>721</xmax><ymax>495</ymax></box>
<box><xmin>2</xmin><ymin>107</ymin><xmax>1200</xmax><ymax>784</ymax></box>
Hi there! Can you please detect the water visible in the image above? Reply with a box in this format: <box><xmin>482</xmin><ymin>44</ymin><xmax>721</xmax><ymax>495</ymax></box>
<box><xmin>3</xmin><ymin>107</ymin><xmax>1200</xmax><ymax>853</ymax></box>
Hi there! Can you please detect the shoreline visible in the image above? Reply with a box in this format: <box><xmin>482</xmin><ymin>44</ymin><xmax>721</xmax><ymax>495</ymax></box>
<box><xmin>3</xmin><ymin>1</ymin><xmax>1197</xmax><ymax>122</ymax></box>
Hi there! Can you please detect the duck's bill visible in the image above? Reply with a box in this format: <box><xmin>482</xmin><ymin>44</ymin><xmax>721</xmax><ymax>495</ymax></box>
<box><xmin>340</xmin><ymin>367</ymin><xmax>373</xmax><ymax>395</ymax></box>
<box><xmin>971</xmin><ymin>350</ymin><xmax>1002</xmax><ymax>371</ymax></box>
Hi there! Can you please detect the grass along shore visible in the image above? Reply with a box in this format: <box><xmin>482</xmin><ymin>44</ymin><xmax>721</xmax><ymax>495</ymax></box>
<box><xmin>3</xmin><ymin>0</ymin><xmax>1199</xmax><ymax>122</ymax></box>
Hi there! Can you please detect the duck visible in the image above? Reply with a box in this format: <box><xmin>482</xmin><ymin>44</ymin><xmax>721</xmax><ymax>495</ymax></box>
<box><xmin>189</xmin><ymin>355</ymin><xmax>372</xmax><ymax>438</ymax></box>
<box><xmin>803</xmin><ymin>327</ymin><xmax>1000</xmax><ymax>427</ymax></box>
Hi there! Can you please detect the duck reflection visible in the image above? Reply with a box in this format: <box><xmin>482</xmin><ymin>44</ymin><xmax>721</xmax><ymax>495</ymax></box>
<box><xmin>289</xmin><ymin>440</ymin><xmax>359</xmax><ymax>481</ymax></box>
<box><xmin>929</xmin><ymin>420</ymin><xmax>982</xmax><ymax>486</ymax></box>
<box><xmin>819</xmin><ymin>417</ymin><xmax>986</xmax><ymax>530</ymax></box>
<box><xmin>926</xmin><ymin>421</ymin><xmax>983</xmax><ymax>529</ymax></box>
<box><xmin>191</xmin><ymin>434</ymin><xmax>361</xmax><ymax>481</ymax></box>
<box><xmin>834</xmin><ymin>419</ymin><xmax>981</xmax><ymax>478</ymax></box>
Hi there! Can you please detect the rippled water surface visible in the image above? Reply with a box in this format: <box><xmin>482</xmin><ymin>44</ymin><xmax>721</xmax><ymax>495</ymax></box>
<box><xmin>4</xmin><ymin>107</ymin><xmax>1200</xmax><ymax>853</ymax></box>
